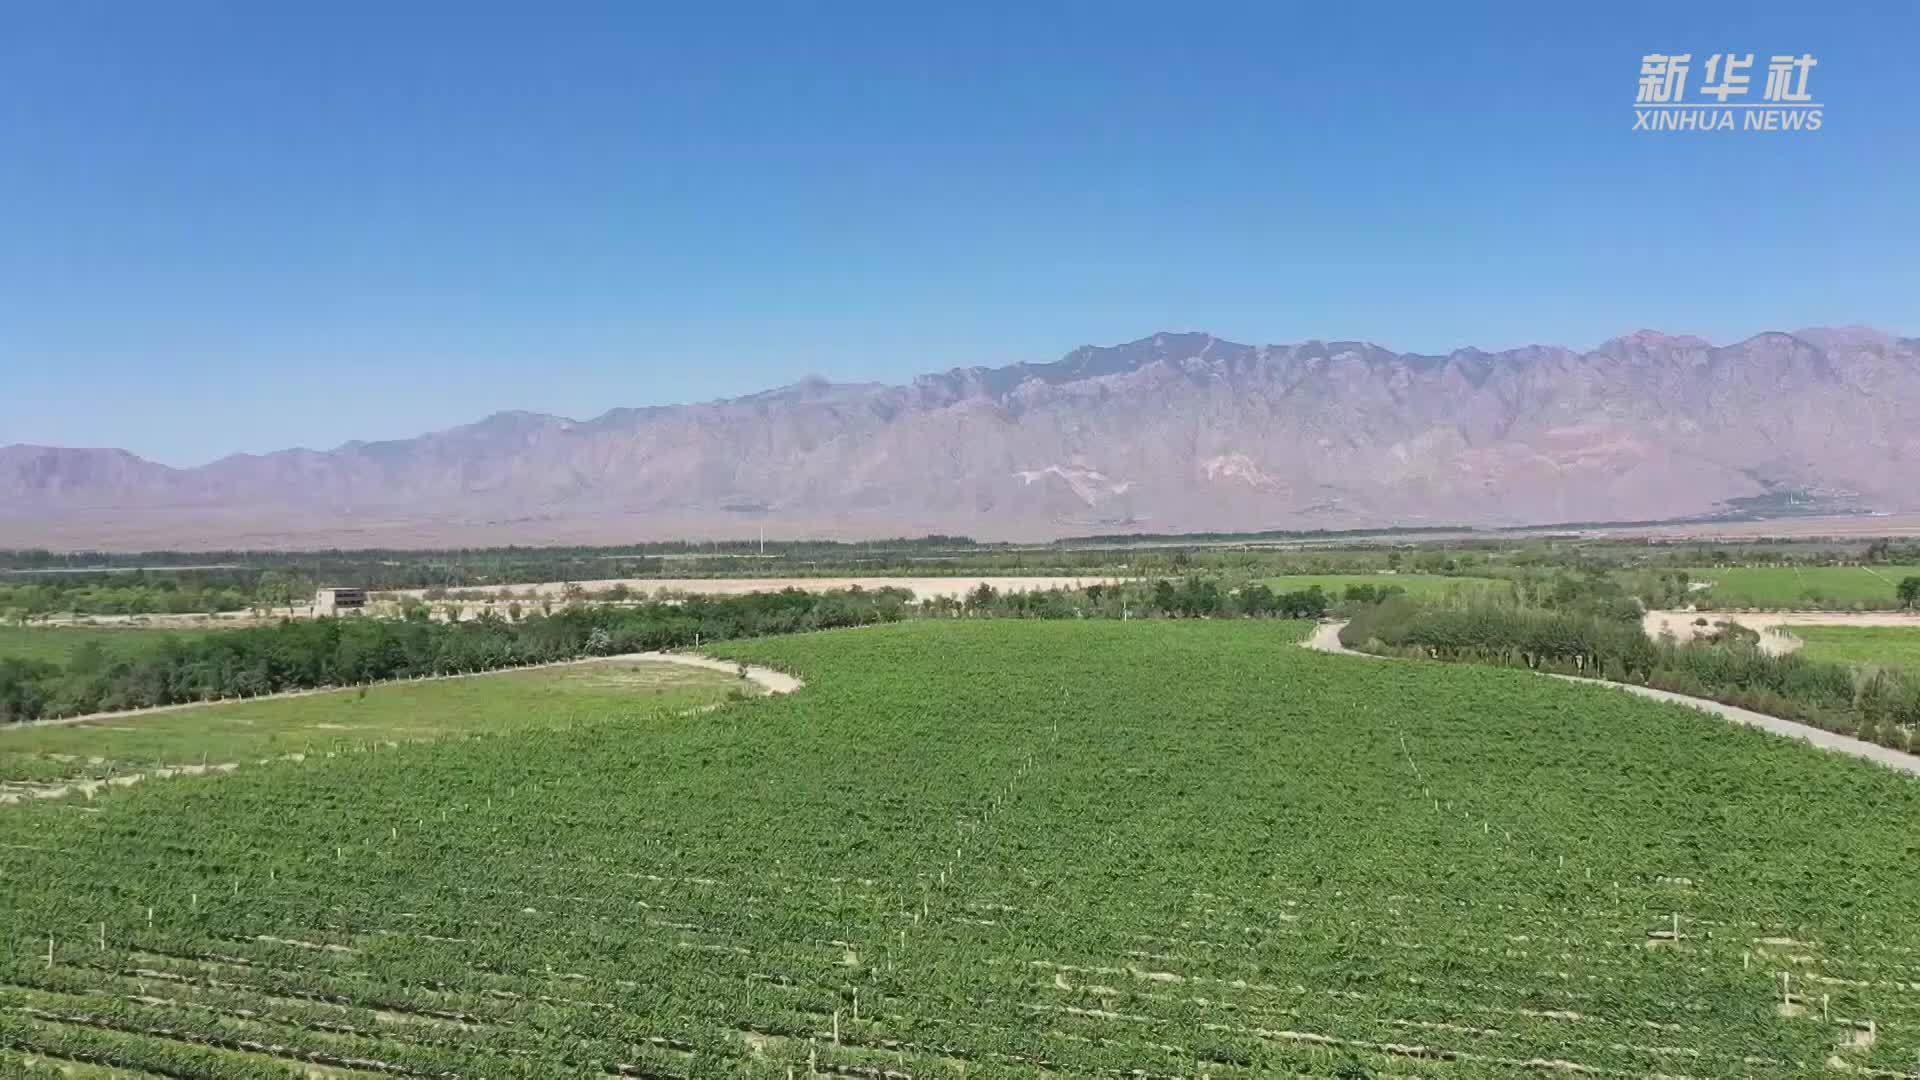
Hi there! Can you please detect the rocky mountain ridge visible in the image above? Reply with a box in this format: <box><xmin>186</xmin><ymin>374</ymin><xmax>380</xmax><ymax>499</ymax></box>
<box><xmin>5</xmin><ymin>326</ymin><xmax>1915</xmax><ymax>544</ymax></box>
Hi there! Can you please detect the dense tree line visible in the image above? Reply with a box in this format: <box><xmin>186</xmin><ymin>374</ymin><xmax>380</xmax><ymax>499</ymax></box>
<box><xmin>0</xmin><ymin>574</ymin><xmax>265</xmax><ymax>618</ymax></box>
<box><xmin>1342</xmin><ymin>599</ymin><xmax>1920</xmax><ymax>751</ymax></box>
<box><xmin>0</xmin><ymin>576</ymin><xmax>1354</xmax><ymax>723</ymax></box>
<box><xmin>0</xmin><ymin>588</ymin><xmax>913</xmax><ymax>723</ymax></box>
<box><xmin>915</xmin><ymin>577</ymin><xmax>1342</xmax><ymax>620</ymax></box>
<box><xmin>0</xmin><ymin>535</ymin><xmax>1546</xmax><ymax>607</ymax></box>
<box><xmin>7</xmin><ymin>534</ymin><xmax>1917</xmax><ymax>614</ymax></box>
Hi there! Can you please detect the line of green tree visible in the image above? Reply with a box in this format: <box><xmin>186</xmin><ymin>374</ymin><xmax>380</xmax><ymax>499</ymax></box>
<box><xmin>1341</xmin><ymin>599</ymin><xmax>1920</xmax><ymax>753</ymax></box>
<box><xmin>0</xmin><ymin>543</ymin><xmax>1477</xmax><ymax>619</ymax></box>
<box><xmin>926</xmin><ymin>577</ymin><xmax>1344</xmax><ymax>619</ymax></box>
<box><xmin>0</xmin><ymin>575</ymin><xmax>270</xmax><ymax>618</ymax></box>
<box><xmin>0</xmin><ymin>547</ymin><xmax>1240</xmax><ymax>607</ymax></box>
<box><xmin>0</xmin><ymin>588</ymin><xmax>916</xmax><ymax>723</ymax></box>
<box><xmin>0</xmin><ymin>577</ymin><xmax>1352</xmax><ymax>723</ymax></box>
<box><xmin>8</xmin><ymin>535</ymin><xmax>1916</xmax><ymax>621</ymax></box>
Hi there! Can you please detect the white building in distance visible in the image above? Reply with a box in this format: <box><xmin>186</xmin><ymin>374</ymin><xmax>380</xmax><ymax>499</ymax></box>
<box><xmin>314</xmin><ymin>587</ymin><xmax>368</xmax><ymax>616</ymax></box>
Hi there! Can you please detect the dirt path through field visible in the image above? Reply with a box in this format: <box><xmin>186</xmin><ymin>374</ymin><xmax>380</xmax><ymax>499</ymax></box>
<box><xmin>1305</xmin><ymin>620</ymin><xmax>1375</xmax><ymax>657</ymax></box>
<box><xmin>1306</xmin><ymin>620</ymin><xmax>1920</xmax><ymax>778</ymax></box>
<box><xmin>627</xmin><ymin>652</ymin><xmax>803</xmax><ymax>694</ymax></box>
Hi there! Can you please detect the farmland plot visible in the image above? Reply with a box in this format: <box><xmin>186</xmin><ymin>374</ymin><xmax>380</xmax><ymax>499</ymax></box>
<box><xmin>2</xmin><ymin>620</ymin><xmax>1918</xmax><ymax>1078</ymax></box>
<box><xmin>1</xmin><ymin>659</ymin><xmax>747</xmax><ymax>796</ymax></box>
<box><xmin>0</xmin><ymin>626</ymin><xmax>206</xmax><ymax>665</ymax></box>
<box><xmin>1687</xmin><ymin>565</ymin><xmax>1920</xmax><ymax>609</ymax></box>
<box><xmin>1792</xmin><ymin>625</ymin><xmax>1920</xmax><ymax>676</ymax></box>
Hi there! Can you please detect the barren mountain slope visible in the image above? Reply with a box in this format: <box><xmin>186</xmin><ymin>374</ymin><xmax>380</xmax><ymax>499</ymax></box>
<box><xmin>4</xmin><ymin>327</ymin><xmax>1915</xmax><ymax>545</ymax></box>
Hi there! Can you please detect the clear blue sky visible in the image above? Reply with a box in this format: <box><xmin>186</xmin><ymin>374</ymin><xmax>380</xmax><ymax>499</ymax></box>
<box><xmin>2</xmin><ymin>2</ymin><xmax>1914</xmax><ymax>466</ymax></box>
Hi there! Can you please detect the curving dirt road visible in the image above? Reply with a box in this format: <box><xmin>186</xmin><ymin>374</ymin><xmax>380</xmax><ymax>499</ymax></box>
<box><xmin>628</xmin><ymin>651</ymin><xmax>803</xmax><ymax>694</ymax></box>
<box><xmin>1305</xmin><ymin>620</ymin><xmax>1920</xmax><ymax>778</ymax></box>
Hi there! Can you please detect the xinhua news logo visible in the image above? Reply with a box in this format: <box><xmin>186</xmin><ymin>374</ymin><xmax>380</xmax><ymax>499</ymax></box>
<box><xmin>1634</xmin><ymin>53</ymin><xmax>1822</xmax><ymax>133</ymax></box>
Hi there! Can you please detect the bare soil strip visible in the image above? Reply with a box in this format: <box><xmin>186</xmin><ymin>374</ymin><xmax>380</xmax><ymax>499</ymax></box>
<box><xmin>1306</xmin><ymin>621</ymin><xmax>1920</xmax><ymax>778</ymax></box>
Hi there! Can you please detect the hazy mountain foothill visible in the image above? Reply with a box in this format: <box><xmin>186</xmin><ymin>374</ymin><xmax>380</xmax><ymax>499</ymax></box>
<box><xmin>5</xmin><ymin>326</ymin><xmax>1914</xmax><ymax>548</ymax></box>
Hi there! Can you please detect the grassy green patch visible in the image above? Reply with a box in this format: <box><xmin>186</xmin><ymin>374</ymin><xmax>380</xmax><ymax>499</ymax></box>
<box><xmin>1687</xmin><ymin>565</ymin><xmax>1920</xmax><ymax>609</ymax></box>
<box><xmin>1792</xmin><ymin>624</ymin><xmax>1920</xmax><ymax>675</ymax></box>
<box><xmin>0</xmin><ymin>625</ymin><xmax>206</xmax><ymax>665</ymax></box>
<box><xmin>1260</xmin><ymin>572</ymin><xmax>1507</xmax><ymax>600</ymax></box>
<box><xmin>0</xmin><ymin>658</ymin><xmax>747</xmax><ymax>785</ymax></box>
<box><xmin>3</xmin><ymin>620</ymin><xmax>1916</xmax><ymax>1075</ymax></box>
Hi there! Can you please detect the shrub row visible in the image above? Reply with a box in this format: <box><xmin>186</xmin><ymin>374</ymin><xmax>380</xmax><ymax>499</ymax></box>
<box><xmin>1341</xmin><ymin>599</ymin><xmax>1920</xmax><ymax>753</ymax></box>
<box><xmin>0</xmin><ymin>588</ymin><xmax>914</xmax><ymax>723</ymax></box>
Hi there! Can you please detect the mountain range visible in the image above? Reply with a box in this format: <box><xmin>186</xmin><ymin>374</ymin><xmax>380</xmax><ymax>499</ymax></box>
<box><xmin>5</xmin><ymin>326</ymin><xmax>1917</xmax><ymax>549</ymax></box>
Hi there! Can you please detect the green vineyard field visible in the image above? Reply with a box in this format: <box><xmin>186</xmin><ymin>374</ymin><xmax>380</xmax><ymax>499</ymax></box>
<box><xmin>1687</xmin><ymin>565</ymin><xmax>1920</xmax><ymax>609</ymax></box>
<box><xmin>1</xmin><ymin>659</ymin><xmax>748</xmax><ymax>790</ymax></box>
<box><xmin>2</xmin><ymin>620</ymin><xmax>1917</xmax><ymax>1077</ymax></box>
<box><xmin>1792</xmin><ymin>625</ymin><xmax>1920</xmax><ymax>677</ymax></box>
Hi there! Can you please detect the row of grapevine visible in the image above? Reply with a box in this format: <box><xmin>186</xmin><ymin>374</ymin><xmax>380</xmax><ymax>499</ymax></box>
<box><xmin>4</xmin><ymin>620</ymin><xmax>1918</xmax><ymax>1076</ymax></box>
